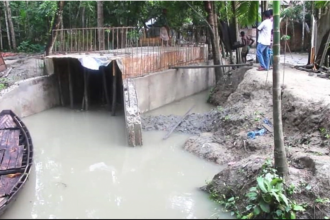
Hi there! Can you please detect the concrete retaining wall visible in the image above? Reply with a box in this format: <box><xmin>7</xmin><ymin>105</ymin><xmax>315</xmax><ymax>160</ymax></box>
<box><xmin>0</xmin><ymin>74</ymin><xmax>59</xmax><ymax>118</ymax></box>
<box><xmin>131</xmin><ymin>60</ymin><xmax>216</xmax><ymax>113</ymax></box>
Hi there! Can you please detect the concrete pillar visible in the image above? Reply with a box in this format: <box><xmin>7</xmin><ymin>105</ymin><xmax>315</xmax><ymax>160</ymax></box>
<box><xmin>123</xmin><ymin>79</ymin><xmax>143</xmax><ymax>147</ymax></box>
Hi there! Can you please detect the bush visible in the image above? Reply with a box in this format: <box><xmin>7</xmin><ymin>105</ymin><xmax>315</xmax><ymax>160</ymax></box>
<box><xmin>209</xmin><ymin>159</ymin><xmax>305</xmax><ymax>219</ymax></box>
<box><xmin>17</xmin><ymin>41</ymin><xmax>44</xmax><ymax>53</ymax></box>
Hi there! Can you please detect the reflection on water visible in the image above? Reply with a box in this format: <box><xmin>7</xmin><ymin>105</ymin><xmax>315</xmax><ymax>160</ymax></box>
<box><xmin>1</xmin><ymin>92</ymin><xmax>230</xmax><ymax>219</ymax></box>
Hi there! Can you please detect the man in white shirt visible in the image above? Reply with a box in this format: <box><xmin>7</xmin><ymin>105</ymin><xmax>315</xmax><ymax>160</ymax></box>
<box><xmin>257</xmin><ymin>10</ymin><xmax>273</xmax><ymax>71</ymax></box>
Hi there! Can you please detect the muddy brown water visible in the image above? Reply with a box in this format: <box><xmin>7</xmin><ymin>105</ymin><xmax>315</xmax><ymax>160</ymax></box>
<box><xmin>1</xmin><ymin>91</ymin><xmax>232</xmax><ymax>219</ymax></box>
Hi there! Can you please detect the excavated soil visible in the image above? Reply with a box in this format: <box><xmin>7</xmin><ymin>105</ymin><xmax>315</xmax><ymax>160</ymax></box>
<box><xmin>141</xmin><ymin>63</ymin><xmax>330</xmax><ymax>219</ymax></box>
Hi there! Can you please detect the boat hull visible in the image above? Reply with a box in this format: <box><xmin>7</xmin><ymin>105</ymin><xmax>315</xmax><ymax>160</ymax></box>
<box><xmin>0</xmin><ymin>110</ymin><xmax>33</xmax><ymax>216</ymax></box>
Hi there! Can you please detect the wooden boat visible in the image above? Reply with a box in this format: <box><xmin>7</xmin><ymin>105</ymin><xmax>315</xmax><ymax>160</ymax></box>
<box><xmin>0</xmin><ymin>110</ymin><xmax>33</xmax><ymax>216</ymax></box>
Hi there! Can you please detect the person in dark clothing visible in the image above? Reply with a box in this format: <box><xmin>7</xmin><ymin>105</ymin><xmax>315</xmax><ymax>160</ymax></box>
<box><xmin>240</xmin><ymin>31</ymin><xmax>255</xmax><ymax>63</ymax></box>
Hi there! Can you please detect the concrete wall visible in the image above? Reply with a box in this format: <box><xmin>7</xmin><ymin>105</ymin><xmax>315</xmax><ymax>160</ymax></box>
<box><xmin>0</xmin><ymin>74</ymin><xmax>59</xmax><ymax>118</ymax></box>
<box><xmin>132</xmin><ymin>60</ymin><xmax>215</xmax><ymax>113</ymax></box>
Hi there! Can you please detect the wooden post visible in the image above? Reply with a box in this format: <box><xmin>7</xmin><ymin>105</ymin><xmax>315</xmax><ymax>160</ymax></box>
<box><xmin>68</xmin><ymin>59</ymin><xmax>74</xmax><ymax>109</ymax></box>
<box><xmin>101</xmin><ymin>66</ymin><xmax>110</xmax><ymax>110</ymax></box>
<box><xmin>56</xmin><ymin>61</ymin><xmax>64</xmax><ymax>106</ymax></box>
<box><xmin>84</xmin><ymin>68</ymin><xmax>89</xmax><ymax>111</ymax></box>
<box><xmin>111</xmin><ymin>60</ymin><xmax>117</xmax><ymax>116</ymax></box>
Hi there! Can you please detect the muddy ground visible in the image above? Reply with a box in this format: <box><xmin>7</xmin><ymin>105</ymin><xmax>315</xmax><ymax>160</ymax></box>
<box><xmin>1</xmin><ymin>53</ymin><xmax>45</xmax><ymax>87</ymax></box>
<box><xmin>141</xmin><ymin>63</ymin><xmax>330</xmax><ymax>219</ymax></box>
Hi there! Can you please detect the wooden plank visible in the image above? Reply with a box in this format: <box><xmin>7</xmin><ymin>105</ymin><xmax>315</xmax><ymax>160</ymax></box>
<box><xmin>15</xmin><ymin>146</ymin><xmax>24</xmax><ymax>168</ymax></box>
<box><xmin>111</xmin><ymin>61</ymin><xmax>117</xmax><ymax>116</ymax></box>
<box><xmin>0</xmin><ymin>130</ymin><xmax>20</xmax><ymax>170</ymax></box>
<box><xmin>2</xmin><ymin>174</ymin><xmax>21</xmax><ymax>195</ymax></box>
<box><xmin>0</xmin><ymin>130</ymin><xmax>10</xmax><ymax>149</ymax></box>
<box><xmin>101</xmin><ymin>67</ymin><xmax>110</xmax><ymax>111</ymax></box>
<box><xmin>8</xmin><ymin>145</ymin><xmax>24</xmax><ymax>169</ymax></box>
<box><xmin>0</xmin><ymin>115</ymin><xmax>16</xmax><ymax>129</ymax></box>
<box><xmin>68</xmin><ymin>59</ymin><xmax>74</xmax><ymax>109</ymax></box>
<box><xmin>0</xmin><ymin>176</ymin><xmax>7</xmax><ymax>197</ymax></box>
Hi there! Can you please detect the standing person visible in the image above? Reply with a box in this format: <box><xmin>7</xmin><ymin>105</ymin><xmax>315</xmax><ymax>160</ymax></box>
<box><xmin>256</xmin><ymin>10</ymin><xmax>273</xmax><ymax>71</ymax></box>
<box><xmin>240</xmin><ymin>31</ymin><xmax>255</xmax><ymax>63</ymax></box>
<box><xmin>157</xmin><ymin>9</ymin><xmax>171</xmax><ymax>46</ymax></box>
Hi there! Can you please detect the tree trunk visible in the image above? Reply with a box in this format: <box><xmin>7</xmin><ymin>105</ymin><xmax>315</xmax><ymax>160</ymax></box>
<box><xmin>301</xmin><ymin>1</ymin><xmax>305</xmax><ymax>52</ymax></box>
<box><xmin>45</xmin><ymin>1</ymin><xmax>65</xmax><ymax>56</ymax></box>
<box><xmin>231</xmin><ymin>1</ymin><xmax>241</xmax><ymax>64</ymax></box>
<box><xmin>97</xmin><ymin>1</ymin><xmax>104</xmax><ymax>51</ymax></box>
<box><xmin>82</xmin><ymin>6</ymin><xmax>85</xmax><ymax>28</ymax></box>
<box><xmin>315</xmin><ymin>5</ymin><xmax>330</xmax><ymax>65</ymax></box>
<box><xmin>256</xmin><ymin>1</ymin><xmax>259</xmax><ymax>63</ymax></box>
<box><xmin>204</xmin><ymin>1</ymin><xmax>223</xmax><ymax>84</ymax></box>
<box><xmin>273</xmin><ymin>1</ymin><xmax>288</xmax><ymax>180</ymax></box>
<box><xmin>3</xmin><ymin>2</ymin><xmax>11</xmax><ymax>50</ymax></box>
<box><xmin>4</xmin><ymin>1</ymin><xmax>16</xmax><ymax>50</ymax></box>
<box><xmin>0</xmin><ymin>18</ymin><xmax>3</xmax><ymax>50</ymax></box>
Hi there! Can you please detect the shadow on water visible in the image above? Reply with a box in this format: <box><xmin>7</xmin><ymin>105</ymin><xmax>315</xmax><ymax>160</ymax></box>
<box><xmin>1</xmin><ymin>91</ymin><xmax>232</xmax><ymax>219</ymax></box>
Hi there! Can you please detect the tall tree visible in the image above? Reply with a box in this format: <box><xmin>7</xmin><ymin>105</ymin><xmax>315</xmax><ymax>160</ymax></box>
<box><xmin>273</xmin><ymin>0</ymin><xmax>288</xmax><ymax>179</ymax></box>
<box><xmin>0</xmin><ymin>17</ymin><xmax>3</xmax><ymax>50</ymax></box>
<box><xmin>97</xmin><ymin>1</ymin><xmax>104</xmax><ymax>50</ymax></box>
<box><xmin>3</xmin><ymin>2</ymin><xmax>11</xmax><ymax>50</ymax></box>
<box><xmin>45</xmin><ymin>1</ymin><xmax>65</xmax><ymax>56</ymax></box>
<box><xmin>4</xmin><ymin>1</ymin><xmax>16</xmax><ymax>50</ymax></box>
<box><xmin>204</xmin><ymin>1</ymin><xmax>223</xmax><ymax>84</ymax></box>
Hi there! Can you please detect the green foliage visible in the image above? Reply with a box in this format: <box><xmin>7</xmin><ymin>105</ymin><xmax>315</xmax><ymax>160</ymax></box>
<box><xmin>241</xmin><ymin>160</ymin><xmax>305</xmax><ymax>219</ymax></box>
<box><xmin>281</xmin><ymin>35</ymin><xmax>291</xmax><ymax>41</ymax></box>
<box><xmin>236</xmin><ymin>1</ymin><xmax>260</xmax><ymax>27</ymax></box>
<box><xmin>17</xmin><ymin>41</ymin><xmax>44</xmax><ymax>53</ymax></box>
<box><xmin>315</xmin><ymin>1</ymin><xmax>330</xmax><ymax>9</ymax></box>
<box><xmin>319</xmin><ymin>128</ymin><xmax>330</xmax><ymax>139</ymax></box>
<box><xmin>209</xmin><ymin>159</ymin><xmax>305</xmax><ymax>219</ymax></box>
<box><xmin>0</xmin><ymin>78</ymin><xmax>9</xmax><ymax>91</ymax></box>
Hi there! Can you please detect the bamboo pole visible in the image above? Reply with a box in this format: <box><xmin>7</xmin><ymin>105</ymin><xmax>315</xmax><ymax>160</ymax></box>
<box><xmin>111</xmin><ymin>61</ymin><xmax>117</xmax><ymax>116</ymax></box>
<box><xmin>68</xmin><ymin>59</ymin><xmax>74</xmax><ymax>109</ymax></box>
<box><xmin>101</xmin><ymin>67</ymin><xmax>110</xmax><ymax>111</ymax></box>
<box><xmin>273</xmin><ymin>0</ymin><xmax>288</xmax><ymax>179</ymax></box>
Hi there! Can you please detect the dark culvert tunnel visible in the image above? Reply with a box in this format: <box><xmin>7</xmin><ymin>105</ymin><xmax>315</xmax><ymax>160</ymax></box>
<box><xmin>53</xmin><ymin>58</ymin><xmax>124</xmax><ymax>115</ymax></box>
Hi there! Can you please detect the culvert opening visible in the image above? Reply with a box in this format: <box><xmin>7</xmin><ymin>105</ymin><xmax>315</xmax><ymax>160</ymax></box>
<box><xmin>53</xmin><ymin>58</ymin><xmax>124</xmax><ymax>114</ymax></box>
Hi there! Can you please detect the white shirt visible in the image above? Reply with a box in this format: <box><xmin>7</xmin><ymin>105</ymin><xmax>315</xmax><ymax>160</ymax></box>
<box><xmin>257</xmin><ymin>19</ymin><xmax>272</xmax><ymax>46</ymax></box>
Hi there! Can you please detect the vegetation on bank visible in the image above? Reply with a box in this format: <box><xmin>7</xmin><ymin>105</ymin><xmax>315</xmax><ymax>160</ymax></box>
<box><xmin>208</xmin><ymin>160</ymin><xmax>305</xmax><ymax>219</ymax></box>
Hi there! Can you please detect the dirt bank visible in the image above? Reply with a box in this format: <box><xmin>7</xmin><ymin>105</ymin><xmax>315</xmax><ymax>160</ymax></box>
<box><xmin>141</xmin><ymin>64</ymin><xmax>330</xmax><ymax>219</ymax></box>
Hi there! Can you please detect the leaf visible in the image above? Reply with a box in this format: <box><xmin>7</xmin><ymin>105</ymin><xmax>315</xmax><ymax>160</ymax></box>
<box><xmin>259</xmin><ymin>201</ymin><xmax>270</xmax><ymax>213</ymax></box>
<box><xmin>293</xmin><ymin>205</ymin><xmax>305</xmax><ymax>211</ymax></box>
<box><xmin>228</xmin><ymin>197</ymin><xmax>235</xmax><ymax>202</ymax></box>
<box><xmin>246</xmin><ymin>192</ymin><xmax>258</xmax><ymax>200</ymax></box>
<box><xmin>276</xmin><ymin>209</ymin><xmax>283</xmax><ymax>217</ymax></box>
<box><xmin>253</xmin><ymin>206</ymin><xmax>261</xmax><ymax>215</ymax></box>
<box><xmin>249</xmin><ymin>187</ymin><xmax>257</xmax><ymax>192</ymax></box>
<box><xmin>279</xmin><ymin>193</ymin><xmax>289</xmax><ymax>206</ymax></box>
<box><xmin>246</xmin><ymin>204</ymin><xmax>253</xmax><ymax>211</ymax></box>
<box><xmin>290</xmin><ymin>211</ymin><xmax>296</xmax><ymax>219</ymax></box>
<box><xmin>271</xmin><ymin>178</ymin><xmax>283</xmax><ymax>186</ymax></box>
<box><xmin>257</xmin><ymin>177</ymin><xmax>267</xmax><ymax>193</ymax></box>
<box><xmin>271</xmin><ymin>189</ymin><xmax>280</xmax><ymax>203</ymax></box>
<box><xmin>305</xmin><ymin>185</ymin><xmax>312</xmax><ymax>190</ymax></box>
